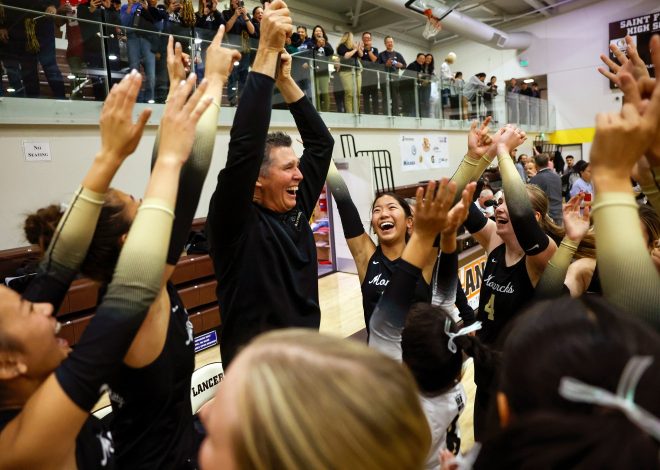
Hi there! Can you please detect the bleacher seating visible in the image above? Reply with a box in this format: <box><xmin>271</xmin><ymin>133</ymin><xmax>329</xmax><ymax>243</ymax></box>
<box><xmin>0</xmin><ymin>219</ymin><xmax>220</xmax><ymax>346</ymax></box>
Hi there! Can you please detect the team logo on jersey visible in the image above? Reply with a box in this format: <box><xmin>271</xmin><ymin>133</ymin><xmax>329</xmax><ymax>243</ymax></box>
<box><xmin>97</xmin><ymin>431</ymin><xmax>114</xmax><ymax>466</ymax></box>
<box><xmin>367</xmin><ymin>273</ymin><xmax>389</xmax><ymax>287</ymax></box>
<box><xmin>483</xmin><ymin>275</ymin><xmax>515</xmax><ymax>294</ymax></box>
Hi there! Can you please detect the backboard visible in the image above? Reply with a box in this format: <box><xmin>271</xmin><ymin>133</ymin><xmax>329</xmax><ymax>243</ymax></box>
<box><xmin>404</xmin><ymin>0</ymin><xmax>466</xmax><ymax>21</ymax></box>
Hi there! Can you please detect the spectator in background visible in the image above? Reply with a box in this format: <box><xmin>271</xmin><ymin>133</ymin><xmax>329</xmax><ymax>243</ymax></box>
<box><xmin>331</xmin><ymin>55</ymin><xmax>344</xmax><ymax>113</ymax></box>
<box><xmin>58</xmin><ymin>0</ymin><xmax>84</xmax><ymax>97</ymax></box>
<box><xmin>250</xmin><ymin>6</ymin><xmax>262</xmax><ymax>36</ymax></box>
<box><xmin>506</xmin><ymin>77</ymin><xmax>520</xmax><ymax>93</ymax></box>
<box><xmin>452</xmin><ymin>71</ymin><xmax>465</xmax><ymax>119</ymax></box>
<box><xmin>336</xmin><ymin>31</ymin><xmax>362</xmax><ymax>114</ymax></box>
<box><xmin>515</xmin><ymin>153</ymin><xmax>529</xmax><ymax>181</ymax></box>
<box><xmin>222</xmin><ymin>0</ymin><xmax>254</xmax><ymax>106</ymax></box>
<box><xmin>377</xmin><ymin>35</ymin><xmax>406</xmax><ymax>116</ymax></box>
<box><xmin>311</xmin><ymin>25</ymin><xmax>333</xmax><ymax>112</ymax></box>
<box><xmin>36</xmin><ymin>2</ymin><xmax>67</xmax><ymax>98</ymax></box>
<box><xmin>196</xmin><ymin>0</ymin><xmax>223</xmax><ymax>30</ymax></box>
<box><xmin>194</xmin><ymin>1</ymin><xmax>224</xmax><ymax>82</ymax></box>
<box><xmin>569</xmin><ymin>161</ymin><xmax>593</xmax><ymax>199</ymax></box>
<box><xmin>475</xmin><ymin>188</ymin><xmax>495</xmax><ymax>218</ymax></box>
<box><xmin>463</xmin><ymin>72</ymin><xmax>487</xmax><ymax>120</ymax></box>
<box><xmin>77</xmin><ymin>0</ymin><xmax>122</xmax><ymax>100</ymax></box>
<box><xmin>525</xmin><ymin>159</ymin><xmax>538</xmax><ymax>181</ymax></box>
<box><xmin>120</xmin><ymin>0</ymin><xmax>158</xmax><ymax>102</ymax></box>
<box><xmin>520</xmin><ymin>81</ymin><xmax>533</xmax><ymax>96</ymax></box>
<box><xmin>564</xmin><ymin>154</ymin><xmax>575</xmax><ymax>175</ymax></box>
<box><xmin>483</xmin><ymin>75</ymin><xmax>498</xmax><ymax>119</ymax></box>
<box><xmin>293</xmin><ymin>25</ymin><xmax>313</xmax><ymax>98</ymax></box>
<box><xmin>529</xmin><ymin>152</ymin><xmax>563</xmax><ymax>225</ymax></box>
<box><xmin>422</xmin><ymin>53</ymin><xmax>435</xmax><ymax>118</ymax></box>
<box><xmin>359</xmin><ymin>31</ymin><xmax>379</xmax><ymax>115</ymax></box>
<box><xmin>439</xmin><ymin>52</ymin><xmax>455</xmax><ymax>110</ymax></box>
<box><xmin>531</xmin><ymin>82</ymin><xmax>541</xmax><ymax>98</ymax></box>
<box><xmin>403</xmin><ymin>53</ymin><xmax>425</xmax><ymax>117</ymax></box>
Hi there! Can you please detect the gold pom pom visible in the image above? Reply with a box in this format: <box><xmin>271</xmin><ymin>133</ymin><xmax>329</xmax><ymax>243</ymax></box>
<box><xmin>25</xmin><ymin>18</ymin><xmax>40</xmax><ymax>54</ymax></box>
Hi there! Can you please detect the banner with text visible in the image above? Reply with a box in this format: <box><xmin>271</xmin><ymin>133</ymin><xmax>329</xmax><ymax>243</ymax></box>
<box><xmin>400</xmin><ymin>134</ymin><xmax>450</xmax><ymax>172</ymax></box>
<box><xmin>458</xmin><ymin>254</ymin><xmax>487</xmax><ymax>310</ymax></box>
<box><xmin>608</xmin><ymin>13</ymin><xmax>659</xmax><ymax>89</ymax></box>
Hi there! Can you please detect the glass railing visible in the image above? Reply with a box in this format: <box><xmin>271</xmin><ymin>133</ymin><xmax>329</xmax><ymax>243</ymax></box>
<box><xmin>0</xmin><ymin>4</ymin><xmax>554</xmax><ymax>130</ymax></box>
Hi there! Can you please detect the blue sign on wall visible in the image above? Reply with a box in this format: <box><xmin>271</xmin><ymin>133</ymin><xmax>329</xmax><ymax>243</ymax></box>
<box><xmin>194</xmin><ymin>330</ymin><xmax>218</xmax><ymax>353</ymax></box>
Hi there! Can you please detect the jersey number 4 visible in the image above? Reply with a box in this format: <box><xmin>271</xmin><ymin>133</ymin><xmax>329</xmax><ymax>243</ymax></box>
<box><xmin>484</xmin><ymin>294</ymin><xmax>495</xmax><ymax>321</ymax></box>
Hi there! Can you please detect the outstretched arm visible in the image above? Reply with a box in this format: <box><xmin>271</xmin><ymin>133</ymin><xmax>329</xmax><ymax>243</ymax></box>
<box><xmin>23</xmin><ymin>71</ymin><xmax>152</xmax><ymax>309</ymax></box>
<box><xmin>275</xmin><ymin>52</ymin><xmax>335</xmax><ymax>218</ymax></box>
<box><xmin>0</xmin><ymin>74</ymin><xmax>213</xmax><ymax>469</ymax></box>
<box><xmin>325</xmin><ymin>160</ymin><xmax>375</xmax><ymax>282</ymax></box>
<box><xmin>206</xmin><ymin>1</ymin><xmax>291</xmax><ymax>247</ymax></box>
<box><xmin>590</xmin><ymin>64</ymin><xmax>660</xmax><ymax>328</ymax></box>
<box><xmin>431</xmin><ymin>184</ymin><xmax>475</xmax><ymax>315</ymax></box>
<box><xmin>496</xmin><ymin>126</ymin><xmax>556</xmax><ymax>283</ymax></box>
<box><xmin>151</xmin><ymin>30</ymin><xmax>238</xmax><ymax>273</ymax></box>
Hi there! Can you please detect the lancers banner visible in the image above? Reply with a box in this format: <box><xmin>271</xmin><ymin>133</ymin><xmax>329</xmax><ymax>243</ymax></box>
<box><xmin>400</xmin><ymin>134</ymin><xmax>450</xmax><ymax>172</ymax></box>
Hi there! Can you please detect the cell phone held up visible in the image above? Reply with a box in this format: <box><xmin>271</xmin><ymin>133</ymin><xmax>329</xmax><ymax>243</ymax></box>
<box><xmin>239</xmin><ymin>0</ymin><xmax>244</xmax><ymax>7</ymax></box>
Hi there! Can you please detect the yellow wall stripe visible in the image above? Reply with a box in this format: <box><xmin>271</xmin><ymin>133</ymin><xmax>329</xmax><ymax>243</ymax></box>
<box><xmin>547</xmin><ymin>128</ymin><xmax>595</xmax><ymax>145</ymax></box>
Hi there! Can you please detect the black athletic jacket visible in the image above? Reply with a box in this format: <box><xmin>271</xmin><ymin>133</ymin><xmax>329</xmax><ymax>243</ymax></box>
<box><xmin>206</xmin><ymin>72</ymin><xmax>334</xmax><ymax>366</ymax></box>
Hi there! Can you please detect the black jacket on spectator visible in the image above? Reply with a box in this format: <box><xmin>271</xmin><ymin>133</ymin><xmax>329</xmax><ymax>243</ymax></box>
<box><xmin>377</xmin><ymin>50</ymin><xmax>406</xmax><ymax>74</ymax></box>
<box><xmin>529</xmin><ymin>168</ymin><xmax>563</xmax><ymax>225</ymax></box>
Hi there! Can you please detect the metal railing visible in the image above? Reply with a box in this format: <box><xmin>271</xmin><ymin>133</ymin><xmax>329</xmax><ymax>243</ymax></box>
<box><xmin>0</xmin><ymin>4</ymin><xmax>555</xmax><ymax>131</ymax></box>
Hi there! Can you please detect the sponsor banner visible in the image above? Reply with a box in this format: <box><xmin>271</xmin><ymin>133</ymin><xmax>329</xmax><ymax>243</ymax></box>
<box><xmin>194</xmin><ymin>330</ymin><xmax>218</xmax><ymax>353</ymax></box>
<box><xmin>458</xmin><ymin>254</ymin><xmax>487</xmax><ymax>310</ymax></box>
<box><xmin>400</xmin><ymin>134</ymin><xmax>450</xmax><ymax>172</ymax></box>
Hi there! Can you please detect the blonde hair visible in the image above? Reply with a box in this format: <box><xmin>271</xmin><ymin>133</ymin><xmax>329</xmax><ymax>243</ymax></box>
<box><xmin>339</xmin><ymin>31</ymin><xmax>355</xmax><ymax>50</ymax></box>
<box><xmin>525</xmin><ymin>184</ymin><xmax>595</xmax><ymax>259</ymax></box>
<box><xmin>231</xmin><ymin>329</ymin><xmax>430</xmax><ymax>470</ymax></box>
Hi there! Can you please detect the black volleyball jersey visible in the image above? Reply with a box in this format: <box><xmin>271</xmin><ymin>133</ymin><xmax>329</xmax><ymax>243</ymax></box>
<box><xmin>361</xmin><ymin>246</ymin><xmax>431</xmax><ymax>329</ymax></box>
<box><xmin>0</xmin><ymin>409</ymin><xmax>116</xmax><ymax>469</ymax></box>
<box><xmin>586</xmin><ymin>264</ymin><xmax>603</xmax><ymax>295</ymax></box>
<box><xmin>107</xmin><ymin>283</ymin><xmax>196</xmax><ymax>470</ymax></box>
<box><xmin>477</xmin><ymin>244</ymin><xmax>534</xmax><ymax>346</ymax></box>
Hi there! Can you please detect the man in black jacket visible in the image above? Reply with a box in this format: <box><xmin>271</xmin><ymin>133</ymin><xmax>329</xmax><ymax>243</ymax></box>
<box><xmin>377</xmin><ymin>36</ymin><xmax>406</xmax><ymax>116</ymax></box>
<box><xmin>206</xmin><ymin>0</ymin><xmax>334</xmax><ymax>366</ymax></box>
<box><xmin>529</xmin><ymin>152</ymin><xmax>563</xmax><ymax>225</ymax></box>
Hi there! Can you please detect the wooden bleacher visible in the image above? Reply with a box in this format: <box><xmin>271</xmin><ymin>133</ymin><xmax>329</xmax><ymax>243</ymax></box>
<box><xmin>0</xmin><ymin>218</ymin><xmax>220</xmax><ymax>347</ymax></box>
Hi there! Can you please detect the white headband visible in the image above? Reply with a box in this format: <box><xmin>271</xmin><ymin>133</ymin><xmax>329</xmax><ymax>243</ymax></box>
<box><xmin>559</xmin><ymin>356</ymin><xmax>660</xmax><ymax>441</ymax></box>
<box><xmin>444</xmin><ymin>318</ymin><xmax>482</xmax><ymax>354</ymax></box>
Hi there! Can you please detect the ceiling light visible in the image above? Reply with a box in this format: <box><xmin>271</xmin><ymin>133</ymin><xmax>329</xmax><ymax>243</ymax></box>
<box><xmin>7</xmin><ymin>87</ymin><xmax>15</xmax><ymax>93</ymax></box>
<box><xmin>147</xmin><ymin>99</ymin><xmax>155</xmax><ymax>104</ymax></box>
<box><xmin>67</xmin><ymin>74</ymin><xmax>76</xmax><ymax>79</ymax></box>
<box><xmin>523</xmin><ymin>78</ymin><xmax>534</xmax><ymax>84</ymax></box>
<box><xmin>108</xmin><ymin>54</ymin><xmax>118</xmax><ymax>61</ymax></box>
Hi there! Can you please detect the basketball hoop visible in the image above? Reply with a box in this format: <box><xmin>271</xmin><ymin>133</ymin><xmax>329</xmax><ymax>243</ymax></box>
<box><xmin>422</xmin><ymin>11</ymin><xmax>442</xmax><ymax>40</ymax></box>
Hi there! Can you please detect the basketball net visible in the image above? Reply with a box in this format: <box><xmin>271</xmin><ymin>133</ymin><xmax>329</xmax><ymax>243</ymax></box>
<box><xmin>422</xmin><ymin>9</ymin><xmax>442</xmax><ymax>39</ymax></box>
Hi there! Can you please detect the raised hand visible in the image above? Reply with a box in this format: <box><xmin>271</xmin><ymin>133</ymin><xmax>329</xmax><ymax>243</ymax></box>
<box><xmin>496</xmin><ymin>124</ymin><xmax>526</xmax><ymax>156</ymax></box>
<box><xmin>260</xmin><ymin>0</ymin><xmax>292</xmax><ymax>51</ymax></box>
<box><xmin>590</xmin><ymin>71</ymin><xmax>660</xmax><ymax>181</ymax></box>
<box><xmin>276</xmin><ymin>51</ymin><xmax>292</xmax><ymax>83</ymax></box>
<box><xmin>443</xmin><ymin>182</ymin><xmax>476</xmax><ymax>236</ymax></box>
<box><xmin>157</xmin><ymin>74</ymin><xmax>213</xmax><ymax>166</ymax></box>
<box><xmin>166</xmin><ymin>35</ymin><xmax>191</xmax><ymax>88</ymax></box>
<box><xmin>204</xmin><ymin>25</ymin><xmax>242</xmax><ymax>84</ymax></box>
<box><xmin>598</xmin><ymin>35</ymin><xmax>650</xmax><ymax>86</ymax></box>
<box><xmin>413</xmin><ymin>179</ymin><xmax>458</xmax><ymax>240</ymax></box>
<box><xmin>466</xmin><ymin>116</ymin><xmax>492</xmax><ymax>158</ymax></box>
<box><xmin>562</xmin><ymin>194</ymin><xmax>591</xmax><ymax>243</ymax></box>
<box><xmin>99</xmin><ymin>70</ymin><xmax>152</xmax><ymax>161</ymax></box>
